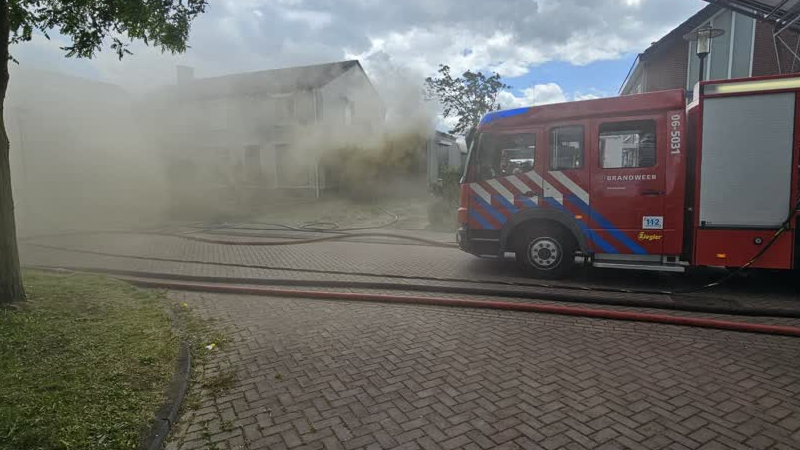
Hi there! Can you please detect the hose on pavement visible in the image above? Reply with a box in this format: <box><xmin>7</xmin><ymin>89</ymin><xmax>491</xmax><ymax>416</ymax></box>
<box><xmin>115</xmin><ymin>275</ymin><xmax>800</xmax><ymax>338</ymax></box>
<box><xmin>25</xmin><ymin>263</ymin><xmax>800</xmax><ymax>319</ymax></box>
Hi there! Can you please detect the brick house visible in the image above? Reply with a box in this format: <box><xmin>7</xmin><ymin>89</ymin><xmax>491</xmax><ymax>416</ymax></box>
<box><xmin>620</xmin><ymin>3</ymin><xmax>800</xmax><ymax>96</ymax></box>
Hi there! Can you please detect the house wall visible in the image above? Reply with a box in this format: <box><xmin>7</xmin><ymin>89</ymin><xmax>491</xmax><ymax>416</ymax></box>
<box><xmin>320</xmin><ymin>65</ymin><xmax>385</xmax><ymax>135</ymax></box>
<box><xmin>644</xmin><ymin>42</ymin><xmax>690</xmax><ymax>93</ymax></box>
<box><xmin>153</xmin><ymin>64</ymin><xmax>385</xmax><ymax>198</ymax></box>
<box><xmin>626</xmin><ymin>15</ymin><xmax>800</xmax><ymax>97</ymax></box>
<box><xmin>317</xmin><ymin>65</ymin><xmax>386</xmax><ymax>189</ymax></box>
<box><xmin>161</xmin><ymin>86</ymin><xmax>327</xmax><ymax>193</ymax></box>
<box><xmin>426</xmin><ymin>135</ymin><xmax>463</xmax><ymax>184</ymax></box>
<box><xmin>752</xmin><ymin>21</ymin><xmax>800</xmax><ymax>76</ymax></box>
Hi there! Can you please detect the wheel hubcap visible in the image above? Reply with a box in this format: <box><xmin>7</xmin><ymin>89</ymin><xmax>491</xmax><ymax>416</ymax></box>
<box><xmin>528</xmin><ymin>237</ymin><xmax>561</xmax><ymax>269</ymax></box>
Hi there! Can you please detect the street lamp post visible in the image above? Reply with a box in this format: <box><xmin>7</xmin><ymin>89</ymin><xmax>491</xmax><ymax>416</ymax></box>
<box><xmin>683</xmin><ymin>24</ymin><xmax>725</xmax><ymax>83</ymax></box>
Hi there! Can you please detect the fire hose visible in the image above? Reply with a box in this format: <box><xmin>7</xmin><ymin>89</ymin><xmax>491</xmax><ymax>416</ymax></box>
<box><xmin>33</xmin><ymin>268</ymin><xmax>800</xmax><ymax>338</ymax></box>
<box><xmin>21</xmin><ymin>199</ymin><xmax>800</xmax><ymax>336</ymax></box>
<box><xmin>24</xmin><ymin>196</ymin><xmax>799</xmax><ymax>298</ymax></box>
<box><xmin>29</xmin><ymin>264</ymin><xmax>800</xmax><ymax>319</ymax></box>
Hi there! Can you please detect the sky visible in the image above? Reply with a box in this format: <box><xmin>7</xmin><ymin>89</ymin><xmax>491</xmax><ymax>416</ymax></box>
<box><xmin>13</xmin><ymin>0</ymin><xmax>706</xmax><ymax>129</ymax></box>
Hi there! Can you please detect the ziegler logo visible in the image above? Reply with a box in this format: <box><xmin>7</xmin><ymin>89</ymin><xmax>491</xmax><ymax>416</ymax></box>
<box><xmin>670</xmin><ymin>113</ymin><xmax>681</xmax><ymax>155</ymax></box>
<box><xmin>606</xmin><ymin>174</ymin><xmax>657</xmax><ymax>181</ymax></box>
<box><xmin>638</xmin><ymin>232</ymin><xmax>663</xmax><ymax>241</ymax></box>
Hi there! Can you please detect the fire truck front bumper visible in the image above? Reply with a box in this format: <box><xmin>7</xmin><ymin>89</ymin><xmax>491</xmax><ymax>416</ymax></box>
<box><xmin>457</xmin><ymin>226</ymin><xmax>502</xmax><ymax>256</ymax></box>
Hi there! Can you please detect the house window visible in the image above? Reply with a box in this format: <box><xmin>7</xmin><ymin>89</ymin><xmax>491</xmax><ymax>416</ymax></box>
<box><xmin>244</xmin><ymin>145</ymin><xmax>262</xmax><ymax>181</ymax></box>
<box><xmin>315</xmin><ymin>90</ymin><xmax>323</xmax><ymax>120</ymax></box>
<box><xmin>275</xmin><ymin>144</ymin><xmax>310</xmax><ymax>187</ymax></box>
<box><xmin>437</xmin><ymin>141</ymin><xmax>451</xmax><ymax>176</ymax></box>
<box><xmin>275</xmin><ymin>95</ymin><xmax>294</xmax><ymax>119</ymax></box>
<box><xmin>599</xmin><ymin>120</ymin><xmax>656</xmax><ymax>169</ymax></box>
<box><xmin>550</xmin><ymin>126</ymin><xmax>583</xmax><ymax>170</ymax></box>
<box><xmin>709</xmin><ymin>10</ymin><xmax>733</xmax><ymax>81</ymax></box>
<box><xmin>344</xmin><ymin>99</ymin><xmax>355</xmax><ymax>125</ymax></box>
<box><xmin>731</xmin><ymin>11</ymin><xmax>755</xmax><ymax>77</ymax></box>
<box><xmin>296</xmin><ymin>92</ymin><xmax>315</xmax><ymax>126</ymax></box>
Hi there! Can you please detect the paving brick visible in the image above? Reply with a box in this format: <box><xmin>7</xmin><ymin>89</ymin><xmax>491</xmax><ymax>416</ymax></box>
<box><xmin>111</xmin><ymin>256</ymin><xmax>800</xmax><ymax>450</ymax></box>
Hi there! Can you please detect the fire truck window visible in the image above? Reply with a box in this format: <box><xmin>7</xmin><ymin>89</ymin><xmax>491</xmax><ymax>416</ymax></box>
<box><xmin>598</xmin><ymin>120</ymin><xmax>656</xmax><ymax>169</ymax></box>
<box><xmin>550</xmin><ymin>126</ymin><xmax>584</xmax><ymax>170</ymax></box>
<box><xmin>476</xmin><ymin>133</ymin><xmax>536</xmax><ymax>180</ymax></box>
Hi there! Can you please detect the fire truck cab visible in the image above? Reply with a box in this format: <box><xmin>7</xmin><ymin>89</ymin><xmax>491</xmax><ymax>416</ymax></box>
<box><xmin>457</xmin><ymin>74</ymin><xmax>800</xmax><ymax>278</ymax></box>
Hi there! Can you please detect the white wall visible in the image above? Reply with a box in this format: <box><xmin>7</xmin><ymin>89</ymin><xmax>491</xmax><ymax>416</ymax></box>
<box><xmin>320</xmin><ymin>65</ymin><xmax>385</xmax><ymax>137</ymax></box>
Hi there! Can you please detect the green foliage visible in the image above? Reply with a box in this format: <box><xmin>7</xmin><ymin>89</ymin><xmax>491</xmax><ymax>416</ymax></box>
<box><xmin>0</xmin><ymin>271</ymin><xmax>178</xmax><ymax>450</ymax></box>
<box><xmin>428</xmin><ymin>167</ymin><xmax>462</xmax><ymax>231</ymax></box>
<box><xmin>324</xmin><ymin>131</ymin><xmax>429</xmax><ymax>200</ymax></box>
<box><xmin>429</xmin><ymin>166</ymin><xmax>462</xmax><ymax>206</ymax></box>
<box><xmin>425</xmin><ymin>64</ymin><xmax>511</xmax><ymax>138</ymax></box>
<box><xmin>7</xmin><ymin>0</ymin><xmax>209</xmax><ymax>59</ymax></box>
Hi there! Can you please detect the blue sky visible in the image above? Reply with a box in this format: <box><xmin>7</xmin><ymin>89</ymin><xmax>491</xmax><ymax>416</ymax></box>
<box><xmin>504</xmin><ymin>55</ymin><xmax>639</xmax><ymax>100</ymax></box>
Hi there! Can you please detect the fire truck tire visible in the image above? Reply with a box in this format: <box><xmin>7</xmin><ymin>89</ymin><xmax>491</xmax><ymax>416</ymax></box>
<box><xmin>514</xmin><ymin>224</ymin><xmax>577</xmax><ymax>279</ymax></box>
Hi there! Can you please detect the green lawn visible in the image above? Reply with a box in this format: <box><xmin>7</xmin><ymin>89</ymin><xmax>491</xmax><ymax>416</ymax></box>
<box><xmin>0</xmin><ymin>271</ymin><xmax>178</xmax><ymax>450</ymax></box>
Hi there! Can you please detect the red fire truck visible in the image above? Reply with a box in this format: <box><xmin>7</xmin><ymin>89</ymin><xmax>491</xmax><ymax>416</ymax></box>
<box><xmin>457</xmin><ymin>74</ymin><xmax>800</xmax><ymax>278</ymax></box>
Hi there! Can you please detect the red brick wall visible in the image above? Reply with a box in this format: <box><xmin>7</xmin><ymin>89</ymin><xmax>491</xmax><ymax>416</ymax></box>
<box><xmin>643</xmin><ymin>42</ymin><xmax>689</xmax><ymax>92</ymax></box>
<box><xmin>752</xmin><ymin>21</ymin><xmax>800</xmax><ymax>76</ymax></box>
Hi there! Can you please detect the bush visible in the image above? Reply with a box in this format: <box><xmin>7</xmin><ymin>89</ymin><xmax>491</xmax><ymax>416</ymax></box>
<box><xmin>429</xmin><ymin>167</ymin><xmax>462</xmax><ymax>206</ymax></box>
<box><xmin>428</xmin><ymin>167</ymin><xmax>462</xmax><ymax>230</ymax></box>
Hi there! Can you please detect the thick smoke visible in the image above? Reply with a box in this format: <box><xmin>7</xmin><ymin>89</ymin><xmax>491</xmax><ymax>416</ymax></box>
<box><xmin>6</xmin><ymin>66</ymin><xmax>170</xmax><ymax>235</ymax></box>
<box><xmin>7</xmin><ymin>58</ymin><xmax>440</xmax><ymax>234</ymax></box>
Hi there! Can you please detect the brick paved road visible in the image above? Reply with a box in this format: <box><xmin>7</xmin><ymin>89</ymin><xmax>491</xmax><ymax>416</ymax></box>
<box><xmin>166</xmin><ymin>291</ymin><xmax>800</xmax><ymax>450</ymax></box>
<box><xmin>18</xmin><ymin>231</ymin><xmax>800</xmax><ymax>309</ymax></box>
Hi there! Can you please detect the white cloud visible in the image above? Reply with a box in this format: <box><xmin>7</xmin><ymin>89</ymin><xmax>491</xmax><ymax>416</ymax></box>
<box><xmin>573</xmin><ymin>92</ymin><xmax>602</xmax><ymax>101</ymax></box>
<box><xmin>278</xmin><ymin>8</ymin><xmax>334</xmax><ymax>30</ymax></box>
<box><xmin>499</xmin><ymin>83</ymin><xmax>567</xmax><ymax>108</ymax></box>
<box><xmin>499</xmin><ymin>84</ymin><xmax>608</xmax><ymax>109</ymax></box>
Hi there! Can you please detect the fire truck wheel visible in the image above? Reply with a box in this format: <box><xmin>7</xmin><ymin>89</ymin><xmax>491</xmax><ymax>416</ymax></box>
<box><xmin>515</xmin><ymin>225</ymin><xmax>576</xmax><ymax>279</ymax></box>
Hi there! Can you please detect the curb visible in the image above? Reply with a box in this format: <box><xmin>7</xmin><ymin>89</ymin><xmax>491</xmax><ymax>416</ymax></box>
<box><xmin>142</xmin><ymin>337</ymin><xmax>192</xmax><ymax>450</ymax></box>
<box><xmin>31</xmin><ymin>267</ymin><xmax>194</xmax><ymax>449</ymax></box>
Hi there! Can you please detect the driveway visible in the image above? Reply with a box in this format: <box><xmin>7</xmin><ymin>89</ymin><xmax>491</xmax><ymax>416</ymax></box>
<box><xmin>166</xmin><ymin>291</ymin><xmax>800</xmax><ymax>450</ymax></box>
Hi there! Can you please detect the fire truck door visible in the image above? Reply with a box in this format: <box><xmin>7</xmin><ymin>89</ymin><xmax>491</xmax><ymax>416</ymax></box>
<box><xmin>589</xmin><ymin>118</ymin><xmax>666</xmax><ymax>256</ymax></box>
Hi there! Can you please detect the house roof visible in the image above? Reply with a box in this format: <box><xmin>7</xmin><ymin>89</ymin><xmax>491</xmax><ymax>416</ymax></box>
<box><xmin>619</xmin><ymin>4</ymin><xmax>721</xmax><ymax>93</ymax></box>
<box><xmin>178</xmin><ymin>60</ymin><xmax>363</xmax><ymax>99</ymax></box>
<box><xmin>701</xmin><ymin>0</ymin><xmax>800</xmax><ymax>34</ymax></box>
<box><xmin>641</xmin><ymin>4</ymin><xmax>721</xmax><ymax>61</ymax></box>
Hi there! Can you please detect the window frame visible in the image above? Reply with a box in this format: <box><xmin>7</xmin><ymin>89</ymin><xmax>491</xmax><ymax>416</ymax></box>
<box><xmin>597</xmin><ymin>119</ymin><xmax>657</xmax><ymax>170</ymax></box>
<box><xmin>549</xmin><ymin>125</ymin><xmax>585</xmax><ymax>171</ymax></box>
<box><xmin>474</xmin><ymin>132</ymin><xmax>537</xmax><ymax>181</ymax></box>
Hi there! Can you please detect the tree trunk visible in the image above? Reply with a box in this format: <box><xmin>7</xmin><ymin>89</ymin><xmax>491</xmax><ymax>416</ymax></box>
<box><xmin>0</xmin><ymin>0</ymin><xmax>25</xmax><ymax>303</ymax></box>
